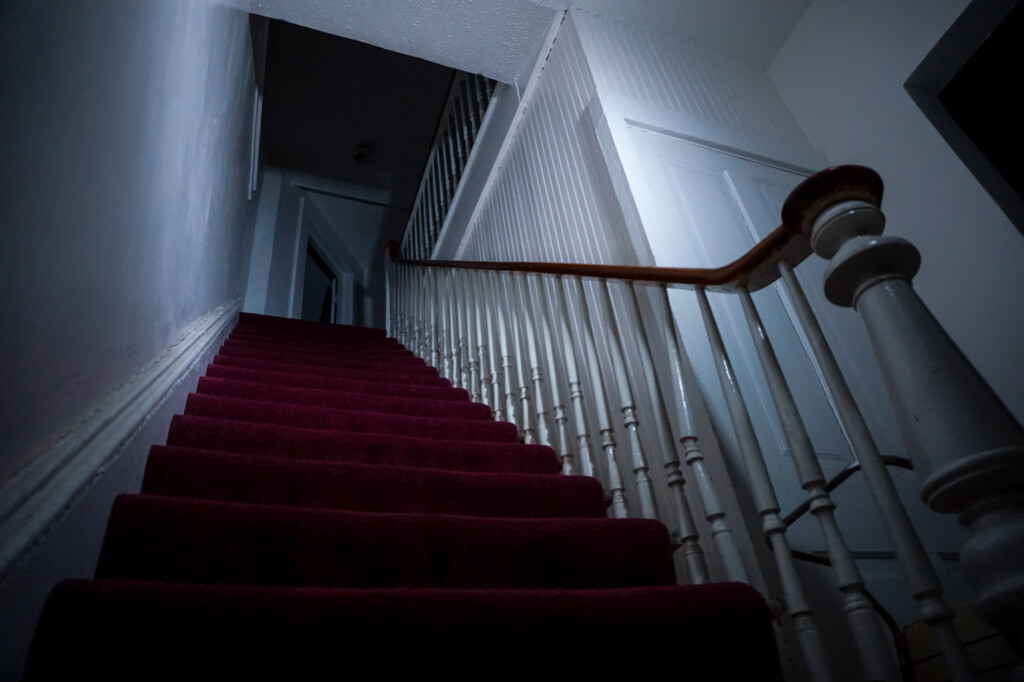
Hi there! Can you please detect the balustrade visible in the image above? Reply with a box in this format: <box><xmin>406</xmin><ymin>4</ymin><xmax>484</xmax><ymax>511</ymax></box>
<box><xmin>387</xmin><ymin>164</ymin><xmax>1021</xmax><ymax>681</ymax></box>
<box><xmin>401</xmin><ymin>72</ymin><xmax>496</xmax><ymax>260</ymax></box>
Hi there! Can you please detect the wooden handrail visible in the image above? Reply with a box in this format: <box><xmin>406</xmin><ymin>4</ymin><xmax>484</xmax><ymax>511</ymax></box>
<box><xmin>389</xmin><ymin>223</ymin><xmax>806</xmax><ymax>292</ymax></box>
<box><xmin>389</xmin><ymin>165</ymin><xmax>881</xmax><ymax>293</ymax></box>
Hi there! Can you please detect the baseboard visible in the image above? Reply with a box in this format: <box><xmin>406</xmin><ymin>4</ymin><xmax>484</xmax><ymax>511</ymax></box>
<box><xmin>0</xmin><ymin>299</ymin><xmax>240</xmax><ymax>581</ymax></box>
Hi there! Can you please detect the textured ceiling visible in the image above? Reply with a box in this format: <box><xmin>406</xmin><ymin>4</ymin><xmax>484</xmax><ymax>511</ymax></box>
<box><xmin>260</xmin><ymin>19</ymin><xmax>453</xmax><ymax>208</ymax></box>
<box><xmin>250</xmin><ymin>0</ymin><xmax>558</xmax><ymax>84</ymax></box>
<box><xmin>250</xmin><ymin>0</ymin><xmax>812</xmax><ymax>83</ymax></box>
<box><xmin>537</xmin><ymin>0</ymin><xmax>813</xmax><ymax>71</ymax></box>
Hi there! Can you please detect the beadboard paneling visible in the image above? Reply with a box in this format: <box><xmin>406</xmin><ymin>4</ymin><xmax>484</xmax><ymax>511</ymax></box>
<box><xmin>458</xmin><ymin>17</ymin><xmax>637</xmax><ymax>265</ymax></box>
<box><xmin>572</xmin><ymin>10</ymin><xmax>810</xmax><ymax>150</ymax></box>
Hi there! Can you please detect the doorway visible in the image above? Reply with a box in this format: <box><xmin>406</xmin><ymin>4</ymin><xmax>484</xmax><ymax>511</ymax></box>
<box><xmin>300</xmin><ymin>243</ymin><xmax>337</xmax><ymax>323</ymax></box>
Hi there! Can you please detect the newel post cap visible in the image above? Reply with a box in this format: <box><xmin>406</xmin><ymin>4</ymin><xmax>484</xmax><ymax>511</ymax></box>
<box><xmin>782</xmin><ymin>165</ymin><xmax>885</xmax><ymax>241</ymax></box>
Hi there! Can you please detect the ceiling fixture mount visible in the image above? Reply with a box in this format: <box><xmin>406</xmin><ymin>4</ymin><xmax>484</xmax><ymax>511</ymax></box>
<box><xmin>352</xmin><ymin>144</ymin><xmax>373</xmax><ymax>163</ymax></box>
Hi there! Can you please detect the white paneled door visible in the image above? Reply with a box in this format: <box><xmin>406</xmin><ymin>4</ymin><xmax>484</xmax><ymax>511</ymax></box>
<box><xmin>623</xmin><ymin>123</ymin><xmax>970</xmax><ymax>625</ymax></box>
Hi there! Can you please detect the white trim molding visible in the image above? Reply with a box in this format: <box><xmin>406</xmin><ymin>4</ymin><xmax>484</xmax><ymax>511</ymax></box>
<box><xmin>0</xmin><ymin>299</ymin><xmax>241</xmax><ymax>581</ymax></box>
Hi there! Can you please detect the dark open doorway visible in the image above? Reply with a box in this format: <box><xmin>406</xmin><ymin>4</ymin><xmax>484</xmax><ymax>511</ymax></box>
<box><xmin>300</xmin><ymin>243</ymin><xmax>337</xmax><ymax>323</ymax></box>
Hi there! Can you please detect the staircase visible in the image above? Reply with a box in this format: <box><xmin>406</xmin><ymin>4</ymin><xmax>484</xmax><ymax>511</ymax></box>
<box><xmin>25</xmin><ymin>312</ymin><xmax>782</xmax><ymax>679</ymax></box>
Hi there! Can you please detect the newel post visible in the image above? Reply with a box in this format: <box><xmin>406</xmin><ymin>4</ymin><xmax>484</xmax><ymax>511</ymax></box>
<box><xmin>784</xmin><ymin>166</ymin><xmax>1024</xmax><ymax>658</ymax></box>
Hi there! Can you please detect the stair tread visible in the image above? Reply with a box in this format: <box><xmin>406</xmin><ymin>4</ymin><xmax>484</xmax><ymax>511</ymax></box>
<box><xmin>195</xmin><ymin>376</ymin><xmax>494</xmax><ymax>420</ymax></box>
<box><xmin>26</xmin><ymin>312</ymin><xmax>783</xmax><ymax>681</ymax></box>
<box><xmin>223</xmin><ymin>337</ymin><xmax>423</xmax><ymax>361</ymax></box>
<box><xmin>182</xmin><ymin>393</ymin><xmax>518</xmax><ymax>442</ymax></box>
<box><xmin>166</xmin><ymin>414</ymin><xmax>555</xmax><ymax>473</ymax></box>
<box><xmin>142</xmin><ymin>446</ymin><xmax>606</xmax><ymax>517</ymax></box>
<box><xmin>217</xmin><ymin>343</ymin><xmax>439</xmax><ymax>374</ymax></box>
<box><xmin>97</xmin><ymin>494</ymin><xmax>677</xmax><ymax>589</ymax></box>
<box><xmin>204</xmin><ymin>363</ymin><xmax>470</xmax><ymax>400</ymax></box>
<box><xmin>27</xmin><ymin>581</ymin><xmax>782</xmax><ymax>680</ymax></box>
<box><xmin>235</xmin><ymin>312</ymin><xmax>387</xmax><ymax>336</ymax></box>
<box><xmin>212</xmin><ymin>354</ymin><xmax>450</xmax><ymax>386</ymax></box>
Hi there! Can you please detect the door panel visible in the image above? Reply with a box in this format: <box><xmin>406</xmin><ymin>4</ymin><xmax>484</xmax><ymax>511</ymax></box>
<box><xmin>626</xmin><ymin>125</ymin><xmax>912</xmax><ymax>551</ymax></box>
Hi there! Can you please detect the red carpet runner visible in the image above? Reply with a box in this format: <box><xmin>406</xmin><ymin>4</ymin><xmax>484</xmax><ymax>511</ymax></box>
<box><xmin>25</xmin><ymin>312</ymin><xmax>782</xmax><ymax>679</ymax></box>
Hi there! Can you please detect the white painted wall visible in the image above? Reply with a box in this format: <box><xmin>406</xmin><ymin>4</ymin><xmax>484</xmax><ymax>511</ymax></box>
<box><xmin>243</xmin><ymin>168</ymin><xmax>284</xmax><ymax>314</ymax></box>
<box><xmin>769</xmin><ymin>0</ymin><xmax>1024</xmax><ymax>429</ymax></box>
<box><xmin>0</xmin><ymin>0</ymin><xmax>256</xmax><ymax>477</ymax></box>
<box><xmin>0</xmin><ymin>1</ymin><xmax>257</xmax><ymax>677</ymax></box>
<box><xmin>265</xmin><ymin>176</ymin><xmax>306</xmax><ymax>317</ymax></box>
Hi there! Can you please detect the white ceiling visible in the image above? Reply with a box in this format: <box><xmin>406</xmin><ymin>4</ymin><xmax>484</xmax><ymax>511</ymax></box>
<box><xmin>249</xmin><ymin>0</ymin><xmax>557</xmax><ymax>85</ymax></box>
<box><xmin>250</xmin><ymin>0</ymin><xmax>812</xmax><ymax>84</ymax></box>
<box><xmin>539</xmin><ymin>0</ymin><xmax>813</xmax><ymax>71</ymax></box>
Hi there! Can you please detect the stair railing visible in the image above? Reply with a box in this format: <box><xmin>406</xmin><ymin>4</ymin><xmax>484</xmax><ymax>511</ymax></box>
<box><xmin>388</xmin><ymin>165</ymin><xmax>1023</xmax><ymax>681</ymax></box>
<box><xmin>402</xmin><ymin>72</ymin><xmax>496</xmax><ymax>260</ymax></box>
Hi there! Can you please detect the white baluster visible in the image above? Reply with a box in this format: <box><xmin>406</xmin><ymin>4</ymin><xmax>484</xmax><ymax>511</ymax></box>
<box><xmin>454</xmin><ymin>269</ymin><xmax>471</xmax><ymax>392</ymax></box>
<box><xmin>488</xmin><ymin>270</ymin><xmax>517</xmax><ymax>428</ymax></box>
<box><xmin>444</xmin><ymin>269</ymin><xmax>458</xmax><ymax>384</ymax></box>
<box><xmin>445</xmin><ymin>125</ymin><xmax>460</xmax><ymax>194</ymax></box>
<box><xmin>738</xmin><ymin>285</ymin><xmax>898</xmax><ymax>680</ymax></box>
<box><xmin>414</xmin><ymin>203</ymin><xmax>424</xmax><ymax>258</ymax></box>
<box><xmin>654</xmin><ymin>287</ymin><xmax>750</xmax><ymax>584</ymax></box>
<box><xmin>514</xmin><ymin>272</ymin><xmax>550</xmax><ymax>444</ymax></box>
<box><xmin>397</xmin><ymin>265</ymin><xmax>409</xmax><ymax>347</ymax></box>
<box><xmin>468</xmin><ymin>270</ymin><xmax>485</xmax><ymax>404</ymax></box>
<box><xmin>507</xmin><ymin>274</ymin><xmax>540</xmax><ymax>444</ymax></box>
<box><xmin>438</xmin><ymin>133</ymin><xmax>452</xmax><ymax>214</ymax></box>
<box><xmin>416</xmin><ymin>267</ymin><xmax>429</xmax><ymax>361</ymax></box>
<box><xmin>550</xmin><ymin>277</ymin><xmax>597</xmax><ymax>478</ymax></box>
<box><xmin>480</xmin><ymin>270</ymin><xmax>504</xmax><ymax>420</ymax></box>
<box><xmin>623</xmin><ymin>283</ymin><xmax>709</xmax><ymax>583</ymax></box>
<box><xmin>503</xmin><ymin>272</ymin><xmax>534</xmax><ymax>442</ymax></box>
<box><xmin>529</xmin><ymin>274</ymin><xmax>574</xmax><ymax>473</ymax></box>
<box><xmin>431</xmin><ymin>155</ymin><xmax>444</xmax><ymax>240</ymax></box>
<box><xmin>778</xmin><ymin>266</ymin><xmax>974</xmax><ymax>668</ymax></box>
<box><xmin>452</xmin><ymin>94</ymin><xmax>467</xmax><ymax>170</ymax></box>
<box><xmin>404</xmin><ymin>265</ymin><xmax>416</xmax><ymax>351</ymax></box>
<box><xmin>422</xmin><ymin>178</ymin><xmax>433</xmax><ymax>256</ymax></box>
<box><xmin>465</xmin><ymin>76</ymin><xmax>480</xmax><ymax>140</ymax></box>
<box><xmin>472</xmin><ymin>75</ymin><xmax>488</xmax><ymax>130</ymax></box>
<box><xmin>428</xmin><ymin>268</ymin><xmax>442</xmax><ymax>371</ymax></box>
<box><xmin>696</xmin><ymin>286</ymin><xmax>834</xmax><ymax>681</ymax></box>
<box><xmin>595</xmin><ymin>280</ymin><xmax>658</xmax><ymax>520</ymax></box>
<box><xmin>570</xmin><ymin>276</ymin><xmax>627</xmax><ymax>518</ymax></box>
<box><xmin>459</xmin><ymin>79</ymin><xmax>473</xmax><ymax>164</ymax></box>
<box><xmin>390</xmin><ymin>263</ymin><xmax>401</xmax><ymax>340</ymax></box>
<box><xmin>783</xmin><ymin>165</ymin><xmax>990</xmax><ymax>681</ymax></box>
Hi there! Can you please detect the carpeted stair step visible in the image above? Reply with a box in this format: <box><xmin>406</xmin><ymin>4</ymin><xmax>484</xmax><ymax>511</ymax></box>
<box><xmin>227</xmin><ymin>330</ymin><xmax>407</xmax><ymax>354</ymax></box>
<box><xmin>165</xmin><ymin>415</ymin><xmax>556</xmax><ymax>473</ymax></box>
<box><xmin>195</xmin><ymin>376</ymin><xmax>494</xmax><ymax>420</ymax></box>
<box><xmin>234</xmin><ymin>312</ymin><xmax>387</xmax><ymax>337</ymax></box>
<box><xmin>25</xmin><ymin>312</ymin><xmax>783</xmax><ymax>681</ymax></box>
<box><xmin>205</xmin><ymin>363</ymin><xmax>471</xmax><ymax>400</ymax></box>
<box><xmin>26</xmin><ymin>582</ymin><xmax>781</xmax><ymax>679</ymax></box>
<box><xmin>182</xmin><ymin>393</ymin><xmax>517</xmax><ymax>442</ymax></box>
<box><xmin>216</xmin><ymin>343</ymin><xmax>440</xmax><ymax>375</ymax></box>
<box><xmin>142</xmin><ymin>447</ymin><xmax>606</xmax><ymax>517</ymax></box>
<box><xmin>96</xmin><ymin>494</ymin><xmax>676</xmax><ymax>589</ymax></box>
<box><xmin>212</xmin><ymin>353</ymin><xmax>452</xmax><ymax>386</ymax></box>
<box><xmin>223</xmin><ymin>333</ymin><xmax>419</xmax><ymax>358</ymax></box>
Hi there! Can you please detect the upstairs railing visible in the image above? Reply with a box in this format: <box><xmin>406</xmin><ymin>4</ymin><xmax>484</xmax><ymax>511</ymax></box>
<box><xmin>386</xmin><ymin>165</ymin><xmax>1024</xmax><ymax>682</ymax></box>
<box><xmin>402</xmin><ymin>72</ymin><xmax>496</xmax><ymax>260</ymax></box>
